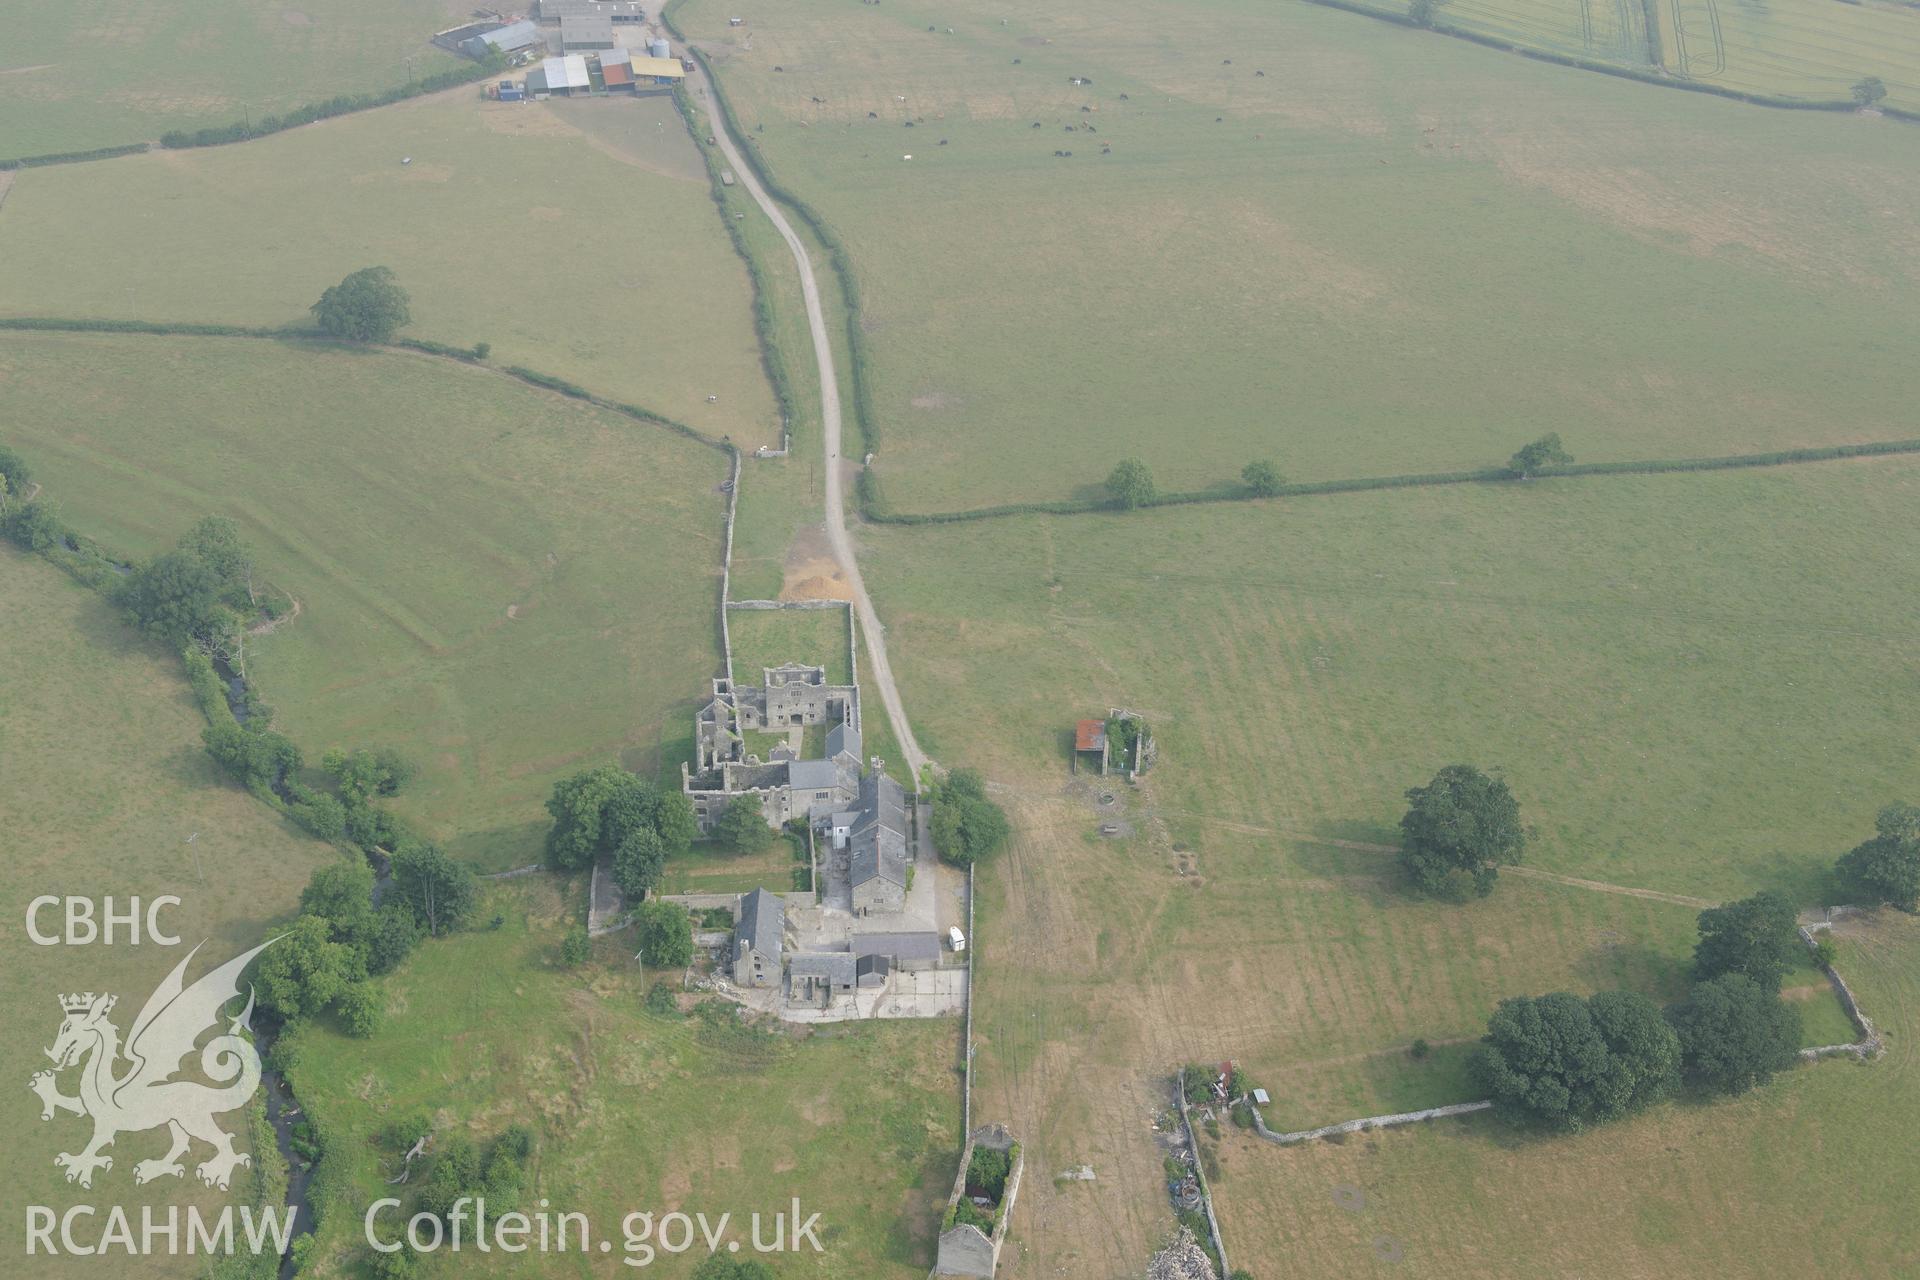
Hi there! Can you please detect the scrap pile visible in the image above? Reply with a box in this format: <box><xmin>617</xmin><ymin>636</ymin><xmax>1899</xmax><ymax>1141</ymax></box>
<box><xmin>1146</xmin><ymin>1227</ymin><xmax>1217</xmax><ymax>1280</ymax></box>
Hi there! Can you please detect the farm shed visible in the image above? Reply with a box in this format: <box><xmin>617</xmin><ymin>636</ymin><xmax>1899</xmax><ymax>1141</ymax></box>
<box><xmin>855</xmin><ymin>953</ymin><xmax>889</xmax><ymax>989</ymax></box>
<box><xmin>541</xmin><ymin>53</ymin><xmax>591</xmax><ymax>94</ymax></box>
<box><xmin>854</xmin><ymin>932</ymin><xmax>941</xmax><ymax>971</ymax></box>
<box><xmin>627</xmin><ymin>53</ymin><xmax>685</xmax><ymax>85</ymax></box>
<box><xmin>598</xmin><ymin>52</ymin><xmax>633</xmax><ymax>88</ymax></box>
<box><xmin>536</xmin><ymin>0</ymin><xmax>647</xmax><ymax>22</ymax></box>
<box><xmin>1073</xmin><ymin>718</ymin><xmax>1110</xmax><ymax>774</ymax></box>
<box><xmin>459</xmin><ymin>19</ymin><xmax>542</xmax><ymax>58</ymax></box>
<box><xmin>561</xmin><ymin>14</ymin><xmax>618</xmax><ymax>49</ymax></box>
<box><xmin>790</xmin><ymin>952</ymin><xmax>856</xmax><ymax>1001</ymax></box>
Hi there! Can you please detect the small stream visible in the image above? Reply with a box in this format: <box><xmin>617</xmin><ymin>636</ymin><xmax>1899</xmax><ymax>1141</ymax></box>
<box><xmin>253</xmin><ymin>1026</ymin><xmax>312</xmax><ymax>1280</ymax></box>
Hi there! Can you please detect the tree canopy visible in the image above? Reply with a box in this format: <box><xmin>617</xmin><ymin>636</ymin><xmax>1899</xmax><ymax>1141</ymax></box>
<box><xmin>1508</xmin><ymin>432</ymin><xmax>1573</xmax><ymax>478</ymax></box>
<box><xmin>932</xmin><ymin>768</ymin><xmax>1010</xmax><ymax>867</ymax></box>
<box><xmin>546</xmin><ymin>765</ymin><xmax>695</xmax><ymax>871</ymax></box>
<box><xmin>1397</xmin><ymin>764</ymin><xmax>1525</xmax><ymax>898</ymax></box>
<box><xmin>636</xmin><ymin>900</ymin><xmax>694</xmax><ymax>969</ymax></box>
<box><xmin>612</xmin><ymin>826</ymin><xmax>668</xmax><ymax>898</ymax></box>
<box><xmin>1241</xmin><ymin>459</ymin><xmax>1285</xmax><ymax>497</ymax></box>
<box><xmin>1692</xmin><ymin>891</ymin><xmax>1800</xmax><ymax>992</ymax></box>
<box><xmin>1667</xmin><ymin>973</ymin><xmax>1801</xmax><ymax>1095</ymax></box>
<box><xmin>1105</xmin><ymin>457</ymin><xmax>1157</xmax><ymax>509</ymax></box>
<box><xmin>255</xmin><ymin>914</ymin><xmax>368</xmax><ymax>1025</ymax></box>
<box><xmin>1852</xmin><ymin>75</ymin><xmax>1888</xmax><ymax>107</ymax></box>
<box><xmin>712</xmin><ymin>796</ymin><xmax>775</xmax><ymax>853</ymax></box>
<box><xmin>311</xmin><ymin>265</ymin><xmax>411</xmax><ymax>342</ymax></box>
<box><xmin>1835</xmin><ymin>803</ymin><xmax>1920</xmax><ymax>910</ymax></box>
<box><xmin>390</xmin><ymin>841</ymin><xmax>477</xmax><ymax>937</ymax></box>
<box><xmin>691</xmin><ymin>1256</ymin><xmax>776</xmax><ymax>1280</ymax></box>
<box><xmin>1474</xmin><ymin>990</ymin><xmax>1679</xmax><ymax>1129</ymax></box>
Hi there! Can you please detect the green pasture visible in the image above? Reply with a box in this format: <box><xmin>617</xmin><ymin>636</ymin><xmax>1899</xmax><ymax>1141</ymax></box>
<box><xmin>863</xmin><ymin>459</ymin><xmax>1920</xmax><ymax>902</ymax></box>
<box><xmin>871</xmin><ymin>459</ymin><xmax>1914</xmax><ymax>1270</ymax></box>
<box><xmin>0</xmin><ymin>0</ymin><xmax>466</xmax><ymax>158</ymax></box>
<box><xmin>0</xmin><ymin>549</ymin><xmax>328</xmax><ymax>1279</ymax></box>
<box><xmin>281</xmin><ymin>876</ymin><xmax>963</xmax><ymax>1278</ymax></box>
<box><xmin>1207</xmin><ymin>912</ymin><xmax>1919</xmax><ymax>1278</ymax></box>
<box><xmin>728</xmin><ymin>604</ymin><xmax>855</xmax><ymax>684</ymax></box>
<box><xmin>0</xmin><ymin>91</ymin><xmax>782</xmax><ymax>449</ymax></box>
<box><xmin>672</xmin><ymin>0</ymin><xmax>1920</xmax><ymax>512</ymax></box>
<box><xmin>0</xmin><ymin>333</ymin><xmax>727</xmax><ymax>870</ymax></box>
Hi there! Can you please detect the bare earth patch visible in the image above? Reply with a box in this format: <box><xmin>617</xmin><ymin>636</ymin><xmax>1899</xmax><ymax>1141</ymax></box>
<box><xmin>779</xmin><ymin>522</ymin><xmax>852</xmax><ymax>601</ymax></box>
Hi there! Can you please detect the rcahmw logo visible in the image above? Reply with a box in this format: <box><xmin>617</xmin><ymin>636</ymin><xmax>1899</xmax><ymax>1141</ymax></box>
<box><xmin>24</xmin><ymin>936</ymin><xmax>296</xmax><ymax>1258</ymax></box>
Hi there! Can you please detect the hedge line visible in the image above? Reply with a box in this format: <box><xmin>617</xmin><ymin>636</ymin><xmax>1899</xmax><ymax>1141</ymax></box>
<box><xmin>0</xmin><ymin>316</ymin><xmax>300</xmax><ymax>338</ymax></box>
<box><xmin>1306</xmin><ymin>0</ymin><xmax>1917</xmax><ymax>119</ymax></box>
<box><xmin>662</xmin><ymin>6</ymin><xmax>884</xmax><ymax>463</ymax></box>
<box><xmin>158</xmin><ymin>53</ymin><xmax>505</xmax><ymax>150</ymax></box>
<box><xmin>669</xmin><ymin>83</ymin><xmax>798</xmax><ymax>432</ymax></box>
<box><xmin>863</xmin><ymin>439</ymin><xmax>1920</xmax><ymax>525</ymax></box>
<box><xmin>0</xmin><ymin>142</ymin><xmax>150</xmax><ymax>172</ymax></box>
<box><xmin>499</xmin><ymin>365</ymin><xmax>731</xmax><ymax>453</ymax></box>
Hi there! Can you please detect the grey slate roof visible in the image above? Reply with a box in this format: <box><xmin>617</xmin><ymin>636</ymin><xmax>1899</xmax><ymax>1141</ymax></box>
<box><xmin>850</xmin><ymin>772</ymin><xmax>909</xmax><ymax>891</ymax></box>
<box><xmin>856</xmin><ymin>953</ymin><xmax>890</xmax><ymax>983</ymax></box>
<box><xmin>790</xmin><ymin>951</ymin><xmax>856</xmax><ymax>985</ymax></box>
<box><xmin>560</xmin><ymin>13</ymin><xmax>617</xmax><ymax>45</ymax></box>
<box><xmin>854</xmin><ymin>932</ymin><xmax>940</xmax><ymax>963</ymax></box>
<box><xmin>826</xmin><ymin>717</ymin><xmax>861</xmax><ymax>764</ymax></box>
<box><xmin>788</xmin><ymin>758</ymin><xmax>841</xmax><ymax>791</ymax></box>
<box><xmin>736</xmin><ymin>888</ymin><xmax>784</xmax><ymax>961</ymax></box>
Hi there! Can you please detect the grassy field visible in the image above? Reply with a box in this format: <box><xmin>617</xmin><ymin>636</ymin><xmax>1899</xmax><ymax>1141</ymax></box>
<box><xmin>851</xmin><ymin>458</ymin><xmax>1919</xmax><ymax>1272</ymax></box>
<box><xmin>0</xmin><ymin>333</ymin><xmax>728</xmax><ymax>870</ymax></box>
<box><xmin>1403</xmin><ymin>0</ymin><xmax>1920</xmax><ymax>108</ymax></box>
<box><xmin>0</xmin><ymin>90</ymin><xmax>782</xmax><ymax>449</ymax></box>
<box><xmin>0</xmin><ymin>0</ymin><xmax>470</xmax><ymax>158</ymax></box>
<box><xmin>1206</xmin><ymin>911</ymin><xmax>1919</xmax><ymax>1279</ymax></box>
<box><xmin>281</xmin><ymin>876</ymin><xmax>963</xmax><ymax>1278</ymax></box>
<box><xmin>671</xmin><ymin>0</ymin><xmax>1920</xmax><ymax>511</ymax></box>
<box><xmin>728</xmin><ymin>604</ymin><xmax>855</xmax><ymax>684</ymax></box>
<box><xmin>0</xmin><ymin>547</ymin><xmax>332</xmax><ymax>1278</ymax></box>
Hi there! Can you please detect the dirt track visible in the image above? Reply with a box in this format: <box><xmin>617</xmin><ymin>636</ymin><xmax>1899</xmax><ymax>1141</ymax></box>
<box><xmin>684</xmin><ymin>57</ymin><xmax>930</xmax><ymax>781</ymax></box>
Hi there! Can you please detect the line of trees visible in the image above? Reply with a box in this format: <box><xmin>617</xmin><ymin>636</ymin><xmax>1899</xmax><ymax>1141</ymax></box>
<box><xmin>1097</xmin><ymin>433</ymin><xmax>1572</xmax><ymax>516</ymax></box>
<box><xmin>1476</xmin><ymin>889</ymin><xmax>1808</xmax><ymax>1129</ymax></box>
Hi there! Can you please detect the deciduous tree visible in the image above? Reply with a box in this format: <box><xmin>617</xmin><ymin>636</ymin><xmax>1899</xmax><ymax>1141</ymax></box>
<box><xmin>1667</xmin><ymin>974</ymin><xmax>1801</xmax><ymax>1095</ymax></box>
<box><xmin>1692</xmin><ymin>891</ymin><xmax>1800</xmax><ymax>992</ymax></box>
<box><xmin>932</xmin><ymin>768</ymin><xmax>1010</xmax><ymax>867</ymax></box>
<box><xmin>635</xmin><ymin>900</ymin><xmax>694</xmax><ymax>969</ymax></box>
<box><xmin>390</xmin><ymin>841</ymin><xmax>477</xmax><ymax>937</ymax></box>
<box><xmin>1835</xmin><ymin>803</ymin><xmax>1920</xmax><ymax>910</ymax></box>
<box><xmin>1398</xmin><ymin>764</ymin><xmax>1525</xmax><ymax>898</ymax></box>
<box><xmin>1241</xmin><ymin>459</ymin><xmax>1285</xmax><ymax>497</ymax></box>
<box><xmin>1105</xmin><ymin>457</ymin><xmax>1157</xmax><ymax>509</ymax></box>
<box><xmin>311</xmin><ymin>266</ymin><xmax>411</xmax><ymax>342</ymax></box>
<box><xmin>1508</xmin><ymin>432</ymin><xmax>1572</xmax><ymax>478</ymax></box>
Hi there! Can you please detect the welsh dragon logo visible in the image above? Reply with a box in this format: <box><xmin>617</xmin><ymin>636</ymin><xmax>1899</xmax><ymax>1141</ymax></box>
<box><xmin>29</xmin><ymin>938</ymin><xmax>278</xmax><ymax>1191</ymax></box>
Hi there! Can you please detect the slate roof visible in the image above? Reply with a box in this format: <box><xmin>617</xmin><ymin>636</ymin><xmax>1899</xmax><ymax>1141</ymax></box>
<box><xmin>856</xmin><ymin>954</ymin><xmax>890</xmax><ymax>983</ymax></box>
<box><xmin>788</xmin><ymin>758</ymin><xmax>842</xmax><ymax>791</ymax></box>
<box><xmin>850</xmin><ymin>772</ymin><xmax>909</xmax><ymax>891</ymax></box>
<box><xmin>854</xmin><ymin>932</ymin><xmax>940</xmax><ymax>963</ymax></box>
<box><xmin>790</xmin><ymin>951</ymin><xmax>856</xmax><ymax>986</ymax></box>
<box><xmin>736</xmin><ymin>888</ymin><xmax>784</xmax><ymax>961</ymax></box>
<box><xmin>826</xmin><ymin>717</ymin><xmax>861</xmax><ymax>764</ymax></box>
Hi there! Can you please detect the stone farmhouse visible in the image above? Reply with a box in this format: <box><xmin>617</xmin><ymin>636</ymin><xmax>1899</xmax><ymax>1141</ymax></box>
<box><xmin>732</xmin><ymin>887</ymin><xmax>784</xmax><ymax>989</ymax></box>
<box><xmin>834</xmin><ymin>772</ymin><xmax>909</xmax><ymax>916</ymax></box>
<box><xmin>683</xmin><ymin>663</ymin><xmax>865</xmax><ymax>831</ymax></box>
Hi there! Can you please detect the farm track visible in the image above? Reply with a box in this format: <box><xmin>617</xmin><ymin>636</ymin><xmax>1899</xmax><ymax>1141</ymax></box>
<box><xmin>682</xmin><ymin>56</ymin><xmax>930</xmax><ymax>782</ymax></box>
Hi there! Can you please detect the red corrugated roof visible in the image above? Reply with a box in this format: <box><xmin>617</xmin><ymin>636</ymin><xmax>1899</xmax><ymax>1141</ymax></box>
<box><xmin>1075</xmin><ymin>719</ymin><xmax>1107</xmax><ymax>751</ymax></box>
<box><xmin>601</xmin><ymin>60</ymin><xmax>632</xmax><ymax>85</ymax></box>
